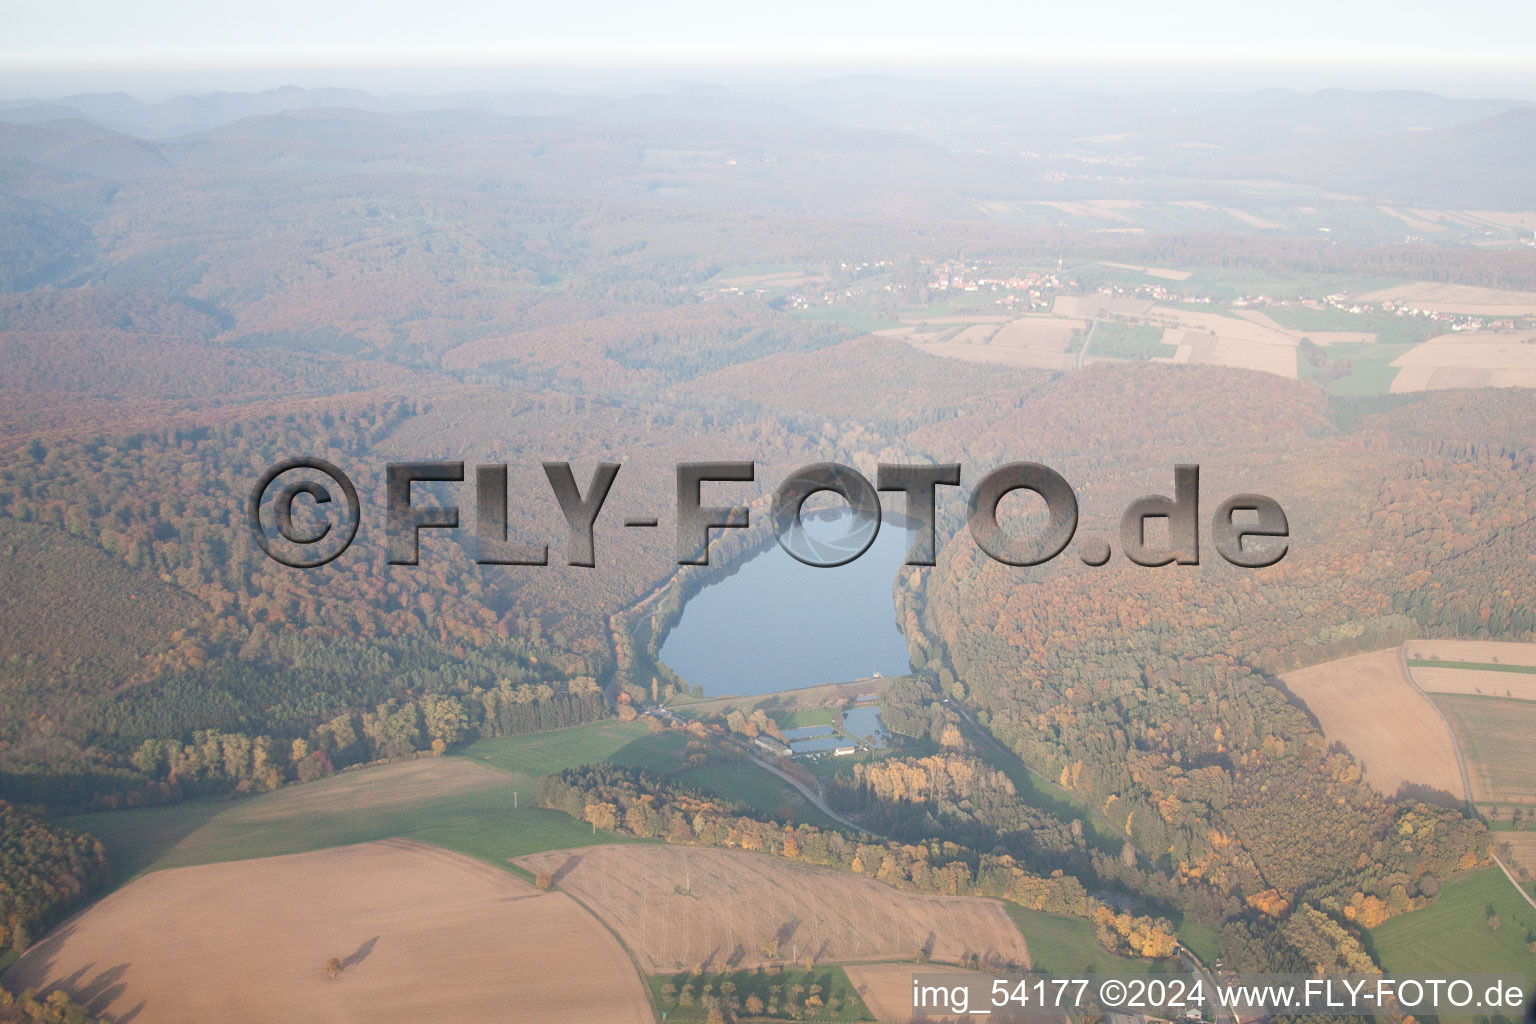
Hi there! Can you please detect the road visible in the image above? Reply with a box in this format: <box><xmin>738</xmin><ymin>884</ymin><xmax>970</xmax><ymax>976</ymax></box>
<box><xmin>1394</xmin><ymin>648</ymin><xmax>1536</xmax><ymax>912</ymax></box>
<box><xmin>1076</xmin><ymin>318</ymin><xmax>1099</xmax><ymax>368</ymax></box>
<box><xmin>1492</xmin><ymin>852</ymin><xmax>1536</xmax><ymax>912</ymax></box>
<box><xmin>1396</xmin><ymin>644</ymin><xmax>1474</xmax><ymax>807</ymax></box>
<box><xmin>740</xmin><ymin>746</ymin><xmax>883</xmax><ymax>838</ymax></box>
<box><xmin>1178</xmin><ymin>943</ymin><xmax>1239</xmax><ymax>1024</ymax></box>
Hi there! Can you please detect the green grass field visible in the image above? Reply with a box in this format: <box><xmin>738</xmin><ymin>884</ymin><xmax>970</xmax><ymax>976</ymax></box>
<box><xmin>1176</xmin><ymin>919</ymin><xmax>1223</xmax><ymax>966</ymax></box>
<box><xmin>790</xmin><ymin>305</ymin><xmax>901</xmax><ymax>334</ymax></box>
<box><xmin>1004</xmin><ymin>906</ymin><xmax>1166</xmax><ymax>977</ymax></box>
<box><xmin>61</xmin><ymin>718</ymin><xmax>869</xmax><ymax>890</ymax></box>
<box><xmin>1262</xmin><ymin>306</ymin><xmax>1437</xmax><ymax>345</ymax></box>
<box><xmin>676</xmin><ymin>760</ymin><xmax>841</xmax><ymax>830</ymax></box>
<box><xmin>455</xmin><ymin>718</ymin><xmax>652</xmax><ymax>778</ymax></box>
<box><xmin>1088</xmin><ymin>321</ymin><xmax>1167</xmax><ymax>361</ymax></box>
<box><xmin>62</xmin><ymin>774</ymin><xmax>630</xmax><ymax>883</ymax></box>
<box><xmin>408</xmin><ymin>806</ymin><xmax>643</xmax><ymax>880</ymax></box>
<box><xmin>1178</xmin><ymin>269</ymin><xmax>1410</xmax><ymax>301</ymax></box>
<box><xmin>1298</xmin><ymin>341</ymin><xmax>1417</xmax><ymax>396</ymax></box>
<box><xmin>606</xmin><ymin>728</ymin><xmax>695</xmax><ymax>772</ymax></box>
<box><xmin>65</xmin><ymin>720</ymin><xmax>659</xmax><ymax>884</ymax></box>
<box><xmin>1369</xmin><ymin>868</ymin><xmax>1536</xmax><ymax>978</ymax></box>
<box><xmin>649</xmin><ymin>965</ymin><xmax>872</xmax><ymax>1022</ymax></box>
<box><xmin>771</xmin><ymin>708</ymin><xmax>842</xmax><ymax>729</ymax></box>
<box><xmin>713</xmin><ymin>263</ymin><xmax>804</xmax><ymax>279</ymax></box>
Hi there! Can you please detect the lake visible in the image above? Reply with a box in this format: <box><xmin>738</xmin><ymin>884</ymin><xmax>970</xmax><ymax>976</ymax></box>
<box><xmin>658</xmin><ymin>513</ymin><xmax>913</xmax><ymax>695</ymax></box>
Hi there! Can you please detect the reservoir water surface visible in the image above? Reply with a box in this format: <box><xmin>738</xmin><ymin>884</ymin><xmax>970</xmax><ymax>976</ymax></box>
<box><xmin>658</xmin><ymin>514</ymin><xmax>913</xmax><ymax>695</ymax></box>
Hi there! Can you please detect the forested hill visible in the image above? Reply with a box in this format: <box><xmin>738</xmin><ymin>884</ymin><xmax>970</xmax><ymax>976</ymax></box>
<box><xmin>3</xmin><ymin>85</ymin><xmax>1535</xmax><ymax>979</ymax></box>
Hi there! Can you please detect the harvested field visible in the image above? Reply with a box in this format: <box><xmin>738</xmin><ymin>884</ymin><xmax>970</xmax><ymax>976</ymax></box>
<box><xmin>1434</xmin><ymin>696</ymin><xmax>1536</xmax><ymax>805</ymax></box>
<box><xmin>1406</xmin><ymin>639</ymin><xmax>1536</xmax><ymax>668</ymax></box>
<box><xmin>1495</xmin><ymin>832</ymin><xmax>1536</xmax><ymax>887</ymax></box>
<box><xmin>1145</xmin><ymin>306</ymin><xmax>1297</xmax><ymax>346</ymax></box>
<box><xmin>906</xmin><ymin>343</ymin><xmax>1069</xmax><ymax>370</ymax></box>
<box><xmin>1389</xmin><ymin>366</ymin><xmax>1536</xmax><ymax>392</ymax></box>
<box><xmin>1378</xmin><ymin>206</ymin><xmax>1447</xmax><ymax>233</ymax></box>
<box><xmin>517</xmin><ymin>844</ymin><xmax>1031</xmax><ymax>973</ymax></box>
<box><xmin>1138</xmin><ymin>305</ymin><xmax>1300</xmax><ymax>378</ymax></box>
<box><xmin>949</xmin><ymin>323</ymin><xmax>1001</xmax><ymax>345</ymax></box>
<box><xmin>1293</xmin><ymin>331</ymin><xmax>1377</xmax><ymax>345</ymax></box>
<box><xmin>1355</xmin><ymin>283</ymin><xmax>1536</xmax><ymax>317</ymax></box>
<box><xmin>1462</xmin><ymin>210</ymin><xmax>1536</xmax><ymax>231</ymax></box>
<box><xmin>1036</xmin><ymin>200</ymin><xmax>1141</xmax><ymax>221</ymax></box>
<box><xmin>1231</xmin><ymin>311</ymin><xmax>1374</xmax><ymax>344</ymax></box>
<box><xmin>990</xmin><ymin>317</ymin><xmax>1084</xmax><ymax>353</ymax></box>
<box><xmin>1388</xmin><ymin>333</ymin><xmax>1536</xmax><ymax>392</ymax></box>
<box><xmin>1206</xmin><ymin>335</ymin><xmax>1295</xmax><ymax>376</ymax></box>
<box><xmin>1231</xmin><ymin>309</ymin><xmax>1287</xmax><ymax>330</ymax></box>
<box><xmin>1411</xmin><ymin>667</ymin><xmax>1536</xmax><ymax>701</ymax></box>
<box><xmin>1052</xmin><ymin>295</ymin><xmax>1154</xmax><ymax>318</ymax></box>
<box><xmin>1281</xmin><ymin>649</ymin><xmax>1463</xmax><ymax>799</ymax></box>
<box><xmin>907</xmin><ymin>316</ymin><xmax>1085</xmax><ymax>369</ymax></box>
<box><xmin>1408</xmin><ymin>660</ymin><xmax>1536</xmax><ymax>702</ymax></box>
<box><xmin>3</xmin><ymin>840</ymin><xmax>652</xmax><ymax>1024</ymax></box>
<box><xmin>844</xmin><ymin>964</ymin><xmax>996</xmax><ymax>1023</ymax></box>
<box><xmin>1224</xmin><ymin>208</ymin><xmax>1282</xmax><ymax>230</ymax></box>
<box><xmin>900</xmin><ymin>315</ymin><xmax>1012</xmax><ymax>325</ymax></box>
<box><xmin>1163</xmin><ymin>329</ymin><xmax>1296</xmax><ymax>377</ymax></box>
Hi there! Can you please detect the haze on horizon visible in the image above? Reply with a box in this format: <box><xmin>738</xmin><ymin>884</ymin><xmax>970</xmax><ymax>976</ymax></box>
<box><xmin>5</xmin><ymin>0</ymin><xmax>1536</xmax><ymax>101</ymax></box>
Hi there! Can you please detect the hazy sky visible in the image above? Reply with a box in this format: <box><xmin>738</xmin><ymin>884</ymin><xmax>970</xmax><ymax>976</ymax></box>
<box><xmin>7</xmin><ymin>0</ymin><xmax>1535</xmax><ymax>68</ymax></box>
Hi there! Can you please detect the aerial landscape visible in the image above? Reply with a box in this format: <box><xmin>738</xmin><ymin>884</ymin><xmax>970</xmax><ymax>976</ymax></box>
<box><xmin>1</xmin><ymin>3</ymin><xmax>1536</xmax><ymax>1022</ymax></box>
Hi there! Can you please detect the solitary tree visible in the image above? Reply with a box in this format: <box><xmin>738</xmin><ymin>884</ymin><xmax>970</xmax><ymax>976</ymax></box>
<box><xmin>325</xmin><ymin>956</ymin><xmax>344</xmax><ymax>979</ymax></box>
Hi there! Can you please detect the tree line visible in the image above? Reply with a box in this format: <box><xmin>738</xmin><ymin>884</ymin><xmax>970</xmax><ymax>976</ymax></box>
<box><xmin>0</xmin><ymin>801</ymin><xmax>108</xmax><ymax>955</ymax></box>
<box><xmin>538</xmin><ymin>764</ymin><xmax>1178</xmax><ymax>961</ymax></box>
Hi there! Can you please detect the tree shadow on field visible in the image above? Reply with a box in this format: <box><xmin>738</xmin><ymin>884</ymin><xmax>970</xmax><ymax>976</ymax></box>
<box><xmin>7</xmin><ymin>921</ymin><xmax>144</xmax><ymax>1020</ymax></box>
<box><xmin>341</xmin><ymin>936</ymin><xmax>378</xmax><ymax>970</ymax></box>
<box><xmin>1395</xmin><ymin>781</ymin><xmax>1461</xmax><ymax>808</ymax></box>
<box><xmin>551</xmin><ymin>853</ymin><xmax>584</xmax><ymax>884</ymax></box>
<box><xmin>60</xmin><ymin>797</ymin><xmax>229</xmax><ymax>884</ymax></box>
<box><xmin>775</xmin><ymin>918</ymin><xmax>801</xmax><ymax>947</ymax></box>
<box><xmin>42</xmin><ymin>956</ymin><xmax>133</xmax><ymax>1021</ymax></box>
